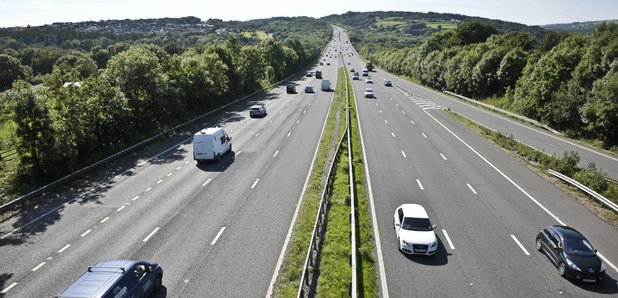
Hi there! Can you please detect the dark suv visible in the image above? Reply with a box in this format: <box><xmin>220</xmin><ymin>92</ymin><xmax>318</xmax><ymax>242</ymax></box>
<box><xmin>286</xmin><ymin>84</ymin><xmax>296</xmax><ymax>94</ymax></box>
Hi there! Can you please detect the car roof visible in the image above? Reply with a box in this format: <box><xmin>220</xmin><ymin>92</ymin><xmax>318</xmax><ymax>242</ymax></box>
<box><xmin>250</xmin><ymin>105</ymin><xmax>263</xmax><ymax>109</ymax></box>
<box><xmin>400</xmin><ymin>204</ymin><xmax>429</xmax><ymax>218</ymax></box>
<box><xmin>551</xmin><ymin>225</ymin><xmax>584</xmax><ymax>239</ymax></box>
<box><xmin>59</xmin><ymin>260</ymin><xmax>143</xmax><ymax>297</ymax></box>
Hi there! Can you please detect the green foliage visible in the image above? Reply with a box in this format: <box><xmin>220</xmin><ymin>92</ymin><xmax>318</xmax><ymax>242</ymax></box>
<box><xmin>573</xmin><ymin>163</ymin><xmax>609</xmax><ymax>194</ymax></box>
<box><xmin>452</xmin><ymin>20</ymin><xmax>498</xmax><ymax>46</ymax></box>
<box><xmin>0</xmin><ymin>54</ymin><xmax>32</xmax><ymax>91</ymax></box>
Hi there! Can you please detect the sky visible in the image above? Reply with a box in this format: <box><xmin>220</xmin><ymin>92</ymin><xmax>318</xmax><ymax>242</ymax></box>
<box><xmin>1</xmin><ymin>0</ymin><xmax>617</xmax><ymax>28</ymax></box>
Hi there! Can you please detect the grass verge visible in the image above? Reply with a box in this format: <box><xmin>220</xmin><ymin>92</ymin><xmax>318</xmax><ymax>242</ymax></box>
<box><xmin>448</xmin><ymin>110</ymin><xmax>618</xmax><ymax>226</ymax></box>
<box><xmin>274</xmin><ymin>68</ymin><xmax>346</xmax><ymax>297</ymax></box>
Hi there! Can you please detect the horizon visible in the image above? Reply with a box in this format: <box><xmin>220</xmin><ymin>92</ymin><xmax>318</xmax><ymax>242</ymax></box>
<box><xmin>1</xmin><ymin>0</ymin><xmax>617</xmax><ymax>28</ymax></box>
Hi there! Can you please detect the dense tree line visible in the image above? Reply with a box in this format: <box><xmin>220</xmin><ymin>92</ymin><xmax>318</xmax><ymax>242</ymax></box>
<box><xmin>0</xmin><ymin>19</ymin><xmax>330</xmax><ymax>197</ymax></box>
<box><xmin>367</xmin><ymin>21</ymin><xmax>618</xmax><ymax>147</ymax></box>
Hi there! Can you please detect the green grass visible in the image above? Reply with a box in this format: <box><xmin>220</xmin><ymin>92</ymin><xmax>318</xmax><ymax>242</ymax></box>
<box><xmin>274</xmin><ymin>68</ymin><xmax>346</xmax><ymax>297</ymax></box>
<box><xmin>375</xmin><ymin>17</ymin><xmax>406</xmax><ymax>27</ymax></box>
<box><xmin>424</xmin><ymin>21</ymin><xmax>457</xmax><ymax>29</ymax></box>
<box><xmin>241</xmin><ymin>30</ymin><xmax>270</xmax><ymax>40</ymax></box>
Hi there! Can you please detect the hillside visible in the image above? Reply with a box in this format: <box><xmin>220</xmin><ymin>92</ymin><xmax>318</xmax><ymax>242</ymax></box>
<box><xmin>543</xmin><ymin>19</ymin><xmax>618</xmax><ymax>34</ymax></box>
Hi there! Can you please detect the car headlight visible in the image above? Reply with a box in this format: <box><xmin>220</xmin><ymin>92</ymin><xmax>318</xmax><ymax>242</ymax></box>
<box><xmin>600</xmin><ymin>262</ymin><xmax>606</xmax><ymax>272</ymax></box>
<box><xmin>430</xmin><ymin>241</ymin><xmax>437</xmax><ymax>248</ymax></box>
<box><xmin>402</xmin><ymin>240</ymin><xmax>411</xmax><ymax>246</ymax></box>
<box><xmin>565</xmin><ymin>257</ymin><xmax>581</xmax><ymax>271</ymax></box>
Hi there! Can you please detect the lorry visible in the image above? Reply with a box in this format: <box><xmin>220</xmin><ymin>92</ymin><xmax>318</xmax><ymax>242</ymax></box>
<box><xmin>193</xmin><ymin>127</ymin><xmax>232</xmax><ymax>163</ymax></box>
<box><xmin>315</xmin><ymin>70</ymin><xmax>322</xmax><ymax>79</ymax></box>
<box><xmin>366</xmin><ymin>61</ymin><xmax>374</xmax><ymax>71</ymax></box>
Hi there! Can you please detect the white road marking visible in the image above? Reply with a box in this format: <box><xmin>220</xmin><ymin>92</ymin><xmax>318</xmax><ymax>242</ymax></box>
<box><xmin>202</xmin><ymin>178</ymin><xmax>212</xmax><ymax>187</ymax></box>
<box><xmin>396</xmin><ymin>104</ymin><xmax>399</xmax><ymax>107</ymax></box>
<box><xmin>391</xmin><ymin>132</ymin><xmax>396</xmax><ymax>138</ymax></box>
<box><xmin>440</xmin><ymin>153</ymin><xmax>447</xmax><ymax>160</ymax></box>
<box><xmin>80</xmin><ymin>229</ymin><xmax>92</xmax><ymax>237</ymax></box>
<box><xmin>184</xmin><ymin>160</ymin><xmax>190</xmax><ymax>164</ymax></box>
<box><xmin>167</xmin><ymin>173</ymin><xmax>173</xmax><ymax>177</ymax></box>
<box><xmin>210</xmin><ymin>227</ymin><xmax>226</xmax><ymax>245</ymax></box>
<box><xmin>143</xmin><ymin>227</ymin><xmax>160</xmax><ymax>242</ymax></box>
<box><xmin>402</xmin><ymin>111</ymin><xmax>406</xmax><ymax>114</ymax></box>
<box><xmin>176</xmin><ymin>166</ymin><xmax>182</xmax><ymax>170</ymax></box>
<box><xmin>2</xmin><ymin>282</ymin><xmax>17</xmax><ymax>293</ymax></box>
<box><xmin>416</xmin><ymin>179</ymin><xmax>424</xmax><ymax>190</ymax></box>
<box><xmin>236</xmin><ymin>150</ymin><xmax>242</xmax><ymax>155</ymax></box>
<box><xmin>379</xmin><ymin>110</ymin><xmax>383</xmax><ymax>113</ymax></box>
<box><xmin>31</xmin><ymin>262</ymin><xmax>46</xmax><ymax>272</ymax></box>
<box><xmin>132</xmin><ymin>195</ymin><xmax>140</xmax><ymax>201</ymax></box>
<box><xmin>442</xmin><ymin>229</ymin><xmax>455</xmax><ymax>250</ymax></box>
<box><xmin>466</xmin><ymin>183</ymin><xmax>478</xmax><ymax>195</ymax></box>
<box><xmin>156</xmin><ymin>179</ymin><xmax>163</xmax><ymax>184</ymax></box>
<box><xmin>422</xmin><ymin>133</ymin><xmax>427</xmax><ymax>138</ymax></box>
<box><xmin>100</xmin><ymin>217</ymin><xmax>110</xmax><ymax>223</ymax></box>
<box><xmin>255</xmin><ymin>132</ymin><xmax>261</xmax><ymax>137</ymax></box>
<box><xmin>303</xmin><ymin>110</ymin><xmax>307</xmax><ymax>114</ymax></box>
<box><xmin>401</xmin><ymin>151</ymin><xmax>407</xmax><ymax>158</ymax></box>
<box><xmin>384</xmin><ymin>119</ymin><xmax>388</xmax><ymax>124</ymax></box>
<box><xmin>411</xmin><ymin>120</ymin><xmax>415</xmax><ymax>125</ymax></box>
<box><xmin>598</xmin><ymin>253</ymin><xmax>618</xmax><ymax>272</ymax></box>
<box><xmin>145</xmin><ymin>187</ymin><xmax>152</xmax><ymax>192</ymax></box>
<box><xmin>287</xmin><ymin>132</ymin><xmax>292</xmax><ymax>137</ymax></box>
<box><xmin>58</xmin><ymin>244</ymin><xmax>71</xmax><ymax>253</ymax></box>
<box><xmin>117</xmin><ymin>206</ymin><xmax>126</xmax><ymax>212</ymax></box>
<box><xmin>296</xmin><ymin>120</ymin><xmax>300</xmax><ymax>124</ymax></box>
<box><xmin>511</xmin><ymin>235</ymin><xmax>530</xmax><ymax>255</ymax></box>
<box><xmin>279</xmin><ymin>110</ymin><xmax>282</xmax><ymax>113</ymax></box>
<box><xmin>251</xmin><ymin>179</ymin><xmax>260</xmax><ymax>189</ymax></box>
<box><xmin>273</xmin><ymin>150</ymin><xmax>279</xmax><ymax>158</ymax></box>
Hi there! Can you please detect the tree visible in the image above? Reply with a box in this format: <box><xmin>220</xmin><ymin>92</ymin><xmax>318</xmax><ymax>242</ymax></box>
<box><xmin>0</xmin><ymin>54</ymin><xmax>32</xmax><ymax>91</ymax></box>
<box><xmin>472</xmin><ymin>47</ymin><xmax>506</xmax><ymax>97</ymax></box>
<box><xmin>580</xmin><ymin>71</ymin><xmax>618</xmax><ymax>146</ymax></box>
<box><xmin>497</xmin><ymin>48</ymin><xmax>528</xmax><ymax>93</ymax></box>
<box><xmin>452</xmin><ymin>20</ymin><xmax>498</xmax><ymax>46</ymax></box>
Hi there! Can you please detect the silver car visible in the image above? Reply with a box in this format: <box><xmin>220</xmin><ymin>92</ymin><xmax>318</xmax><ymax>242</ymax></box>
<box><xmin>249</xmin><ymin>105</ymin><xmax>267</xmax><ymax>118</ymax></box>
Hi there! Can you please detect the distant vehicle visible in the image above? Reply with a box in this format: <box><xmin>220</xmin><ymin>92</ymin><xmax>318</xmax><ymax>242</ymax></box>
<box><xmin>306</xmin><ymin>72</ymin><xmax>313</xmax><ymax>77</ymax></box>
<box><xmin>321</xmin><ymin>80</ymin><xmax>331</xmax><ymax>91</ymax></box>
<box><xmin>393</xmin><ymin>204</ymin><xmax>437</xmax><ymax>255</ymax></box>
<box><xmin>536</xmin><ymin>225</ymin><xmax>606</xmax><ymax>282</ymax></box>
<box><xmin>327</xmin><ymin>62</ymin><xmax>330</xmax><ymax>66</ymax></box>
<box><xmin>362</xmin><ymin>69</ymin><xmax>369</xmax><ymax>76</ymax></box>
<box><xmin>193</xmin><ymin>127</ymin><xmax>232</xmax><ymax>163</ymax></box>
<box><xmin>249</xmin><ymin>104</ymin><xmax>267</xmax><ymax>118</ymax></box>
<box><xmin>364</xmin><ymin>87</ymin><xmax>374</xmax><ymax>98</ymax></box>
<box><xmin>286</xmin><ymin>84</ymin><xmax>296</xmax><ymax>94</ymax></box>
<box><xmin>366</xmin><ymin>61</ymin><xmax>374</xmax><ymax>71</ymax></box>
<box><xmin>366</xmin><ymin>78</ymin><xmax>373</xmax><ymax>84</ymax></box>
<box><xmin>384</xmin><ymin>80</ymin><xmax>392</xmax><ymax>87</ymax></box>
<box><xmin>319</xmin><ymin>62</ymin><xmax>323</xmax><ymax>65</ymax></box>
<box><xmin>305</xmin><ymin>85</ymin><xmax>314</xmax><ymax>93</ymax></box>
<box><xmin>350</xmin><ymin>68</ymin><xmax>355</xmax><ymax>72</ymax></box>
<box><xmin>352</xmin><ymin>75</ymin><xmax>359</xmax><ymax>80</ymax></box>
<box><xmin>57</xmin><ymin>259</ymin><xmax>163</xmax><ymax>298</ymax></box>
<box><xmin>354</xmin><ymin>72</ymin><xmax>359</xmax><ymax>76</ymax></box>
<box><xmin>315</xmin><ymin>70</ymin><xmax>322</xmax><ymax>79</ymax></box>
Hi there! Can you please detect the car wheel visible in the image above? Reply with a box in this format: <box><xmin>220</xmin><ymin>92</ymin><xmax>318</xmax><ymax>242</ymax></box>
<box><xmin>558</xmin><ymin>262</ymin><xmax>567</xmax><ymax>277</ymax></box>
<box><xmin>535</xmin><ymin>238</ymin><xmax>543</xmax><ymax>252</ymax></box>
<box><xmin>215</xmin><ymin>154</ymin><xmax>220</xmax><ymax>162</ymax></box>
<box><xmin>153</xmin><ymin>274</ymin><xmax>163</xmax><ymax>292</ymax></box>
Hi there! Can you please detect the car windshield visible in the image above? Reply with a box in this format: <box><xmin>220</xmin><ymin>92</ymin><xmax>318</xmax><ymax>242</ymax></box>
<box><xmin>563</xmin><ymin>237</ymin><xmax>596</xmax><ymax>256</ymax></box>
<box><xmin>402</xmin><ymin>217</ymin><xmax>432</xmax><ymax>231</ymax></box>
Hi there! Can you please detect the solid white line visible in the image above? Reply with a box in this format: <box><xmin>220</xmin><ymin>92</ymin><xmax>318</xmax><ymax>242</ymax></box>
<box><xmin>598</xmin><ymin>252</ymin><xmax>618</xmax><ymax>273</ymax></box>
<box><xmin>143</xmin><ymin>227</ymin><xmax>160</xmax><ymax>242</ymax></box>
<box><xmin>100</xmin><ymin>217</ymin><xmax>110</xmax><ymax>223</ymax></box>
<box><xmin>202</xmin><ymin>178</ymin><xmax>212</xmax><ymax>187</ymax></box>
<box><xmin>267</xmin><ymin>89</ymin><xmax>336</xmax><ymax>298</ymax></box>
<box><xmin>422</xmin><ymin>132</ymin><xmax>427</xmax><ymax>138</ymax></box>
<box><xmin>287</xmin><ymin>132</ymin><xmax>291</xmax><ymax>137</ymax></box>
<box><xmin>416</xmin><ymin>179</ymin><xmax>424</xmax><ymax>190</ymax></box>
<box><xmin>58</xmin><ymin>244</ymin><xmax>71</xmax><ymax>253</ymax></box>
<box><xmin>210</xmin><ymin>227</ymin><xmax>226</xmax><ymax>245</ymax></box>
<box><xmin>31</xmin><ymin>262</ymin><xmax>46</xmax><ymax>271</ymax></box>
<box><xmin>2</xmin><ymin>282</ymin><xmax>17</xmax><ymax>293</ymax></box>
<box><xmin>156</xmin><ymin>179</ymin><xmax>163</xmax><ymax>184</ymax></box>
<box><xmin>391</xmin><ymin>132</ymin><xmax>396</xmax><ymax>138</ymax></box>
<box><xmin>440</xmin><ymin>153</ymin><xmax>447</xmax><ymax>160</ymax></box>
<box><xmin>511</xmin><ymin>235</ymin><xmax>530</xmax><ymax>256</ymax></box>
<box><xmin>132</xmin><ymin>195</ymin><xmax>140</xmax><ymax>201</ymax></box>
<box><xmin>273</xmin><ymin>150</ymin><xmax>279</xmax><ymax>158</ymax></box>
<box><xmin>251</xmin><ymin>179</ymin><xmax>260</xmax><ymax>189</ymax></box>
<box><xmin>401</xmin><ymin>151</ymin><xmax>407</xmax><ymax>158</ymax></box>
<box><xmin>117</xmin><ymin>206</ymin><xmax>126</xmax><ymax>212</ymax></box>
<box><xmin>442</xmin><ymin>229</ymin><xmax>455</xmax><ymax>250</ymax></box>
<box><xmin>167</xmin><ymin>172</ymin><xmax>173</xmax><ymax>177</ymax></box>
<box><xmin>80</xmin><ymin>229</ymin><xmax>92</xmax><ymax>237</ymax></box>
<box><xmin>466</xmin><ymin>183</ymin><xmax>478</xmax><ymax>195</ymax></box>
<box><xmin>145</xmin><ymin>187</ymin><xmax>152</xmax><ymax>192</ymax></box>
<box><xmin>423</xmin><ymin>110</ymin><xmax>565</xmax><ymax>224</ymax></box>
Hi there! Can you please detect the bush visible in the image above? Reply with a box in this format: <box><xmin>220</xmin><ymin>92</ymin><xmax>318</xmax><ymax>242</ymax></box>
<box><xmin>573</xmin><ymin>163</ymin><xmax>609</xmax><ymax>193</ymax></box>
<box><xmin>550</xmin><ymin>151</ymin><xmax>580</xmax><ymax>176</ymax></box>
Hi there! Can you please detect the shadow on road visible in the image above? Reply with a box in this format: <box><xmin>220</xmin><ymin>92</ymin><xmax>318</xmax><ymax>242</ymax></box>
<box><xmin>0</xmin><ymin>272</ymin><xmax>13</xmax><ymax>296</ymax></box>
<box><xmin>401</xmin><ymin>235</ymin><xmax>450</xmax><ymax>266</ymax></box>
<box><xmin>195</xmin><ymin>150</ymin><xmax>236</xmax><ymax>172</ymax></box>
<box><xmin>570</xmin><ymin>272</ymin><xmax>618</xmax><ymax>294</ymax></box>
<box><xmin>150</xmin><ymin>286</ymin><xmax>168</xmax><ymax>298</ymax></box>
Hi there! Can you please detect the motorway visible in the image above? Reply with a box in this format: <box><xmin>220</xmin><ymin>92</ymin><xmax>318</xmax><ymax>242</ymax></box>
<box><xmin>337</xmin><ymin>26</ymin><xmax>618</xmax><ymax>297</ymax></box>
<box><xmin>0</xmin><ymin>38</ymin><xmax>342</xmax><ymax>297</ymax></box>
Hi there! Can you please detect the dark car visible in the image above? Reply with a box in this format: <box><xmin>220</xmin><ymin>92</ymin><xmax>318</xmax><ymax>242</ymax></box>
<box><xmin>536</xmin><ymin>225</ymin><xmax>606</xmax><ymax>282</ymax></box>
<box><xmin>306</xmin><ymin>72</ymin><xmax>313</xmax><ymax>77</ymax></box>
<box><xmin>57</xmin><ymin>259</ymin><xmax>163</xmax><ymax>298</ymax></box>
<box><xmin>286</xmin><ymin>84</ymin><xmax>296</xmax><ymax>94</ymax></box>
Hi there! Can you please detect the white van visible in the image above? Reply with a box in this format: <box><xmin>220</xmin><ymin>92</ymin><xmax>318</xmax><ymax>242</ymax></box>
<box><xmin>193</xmin><ymin>127</ymin><xmax>232</xmax><ymax>163</ymax></box>
<box><xmin>321</xmin><ymin>79</ymin><xmax>331</xmax><ymax>91</ymax></box>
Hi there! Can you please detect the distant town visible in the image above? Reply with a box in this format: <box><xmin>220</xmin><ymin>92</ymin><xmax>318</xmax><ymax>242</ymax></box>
<box><xmin>48</xmin><ymin>16</ymin><xmax>219</xmax><ymax>34</ymax></box>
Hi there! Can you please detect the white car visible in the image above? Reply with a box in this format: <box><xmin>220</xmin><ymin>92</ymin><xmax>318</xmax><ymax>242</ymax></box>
<box><xmin>393</xmin><ymin>204</ymin><xmax>438</xmax><ymax>255</ymax></box>
<box><xmin>249</xmin><ymin>104</ymin><xmax>266</xmax><ymax>118</ymax></box>
<box><xmin>366</xmin><ymin>78</ymin><xmax>373</xmax><ymax>84</ymax></box>
<box><xmin>364</xmin><ymin>88</ymin><xmax>374</xmax><ymax>98</ymax></box>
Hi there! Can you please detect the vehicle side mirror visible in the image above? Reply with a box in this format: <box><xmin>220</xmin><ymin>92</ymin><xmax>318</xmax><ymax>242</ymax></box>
<box><xmin>227</xmin><ymin>137</ymin><xmax>232</xmax><ymax>141</ymax></box>
<box><xmin>394</xmin><ymin>223</ymin><xmax>400</xmax><ymax>227</ymax></box>
<box><xmin>432</xmin><ymin>225</ymin><xmax>437</xmax><ymax>230</ymax></box>
<box><xmin>147</xmin><ymin>266</ymin><xmax>153</xmax><ymax>273</ymax></box>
